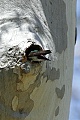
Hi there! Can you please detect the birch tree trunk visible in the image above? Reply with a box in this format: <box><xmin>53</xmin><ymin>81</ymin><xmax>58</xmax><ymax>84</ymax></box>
<box><xmin>0</xmin><ymin>0</ymin><xmax>76</xmax><ymax>120</ymax></box>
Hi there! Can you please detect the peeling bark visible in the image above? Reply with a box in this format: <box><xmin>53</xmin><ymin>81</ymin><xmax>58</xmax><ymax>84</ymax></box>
<box><xmin>0</xmin><ymin>0</ymin><xmax>76</xmax><ymax>120</ymax></box>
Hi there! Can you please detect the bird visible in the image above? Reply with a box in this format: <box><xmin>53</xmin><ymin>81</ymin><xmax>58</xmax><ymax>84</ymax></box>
<box><xmin>25</xmin><ymin>44</ymin><xmax>51</xmax><ymax>63</ymax></box>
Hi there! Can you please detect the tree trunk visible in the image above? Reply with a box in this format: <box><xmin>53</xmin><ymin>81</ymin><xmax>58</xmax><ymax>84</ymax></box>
<box><xmin>0</xmin><ymin>0</ymin><xmax>76</xmax><ymax>120</ymax></box>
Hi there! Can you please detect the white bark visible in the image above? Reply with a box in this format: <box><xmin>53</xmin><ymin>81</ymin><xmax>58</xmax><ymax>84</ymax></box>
<box><xmin>0</xmin><ymin>0</ymin><xmax>76</xmax><ymax>120</ymax></box>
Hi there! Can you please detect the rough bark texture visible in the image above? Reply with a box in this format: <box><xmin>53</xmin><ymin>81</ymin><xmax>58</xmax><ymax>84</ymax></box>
<box><xmin>0</xmin><ymin>0</ymin><xmax>76</xmax><ymax>120</ymax></box>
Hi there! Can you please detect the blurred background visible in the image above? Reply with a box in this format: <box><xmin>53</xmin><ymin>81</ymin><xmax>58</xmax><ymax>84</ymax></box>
<box><xmin>69</xmin><ymin>0</ymin><xmax>80</xmax><ymax>120</ymax></box>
